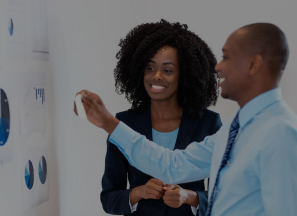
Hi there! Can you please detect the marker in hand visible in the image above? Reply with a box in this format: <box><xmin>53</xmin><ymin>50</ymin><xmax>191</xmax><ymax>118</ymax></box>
<box><xmin>75</xmin><ymin>94</ymin><xmax>87</xmax><ymax>119</ymax></box>
<box><xmin>74</xmin><ymin>90</ymin><xmax>120</xmax><ymax>134</ymax></box>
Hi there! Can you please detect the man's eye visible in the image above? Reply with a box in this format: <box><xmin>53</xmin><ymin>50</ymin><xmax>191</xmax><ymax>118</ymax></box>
<box><xmin>164</xmin><ymin>70</ymin><xmax>172</xmax><ymax>73</ymax></box>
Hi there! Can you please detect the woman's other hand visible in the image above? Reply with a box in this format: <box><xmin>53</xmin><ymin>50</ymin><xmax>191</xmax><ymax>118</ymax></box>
<box><xmin>130</xmin><ymin>178</ymin><xmax>165</xmax><ymax>205</ymax></box>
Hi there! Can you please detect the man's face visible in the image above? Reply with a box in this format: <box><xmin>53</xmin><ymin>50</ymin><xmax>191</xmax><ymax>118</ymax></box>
<box><xmin>215</xmin><ymin>31</ymin><xmax>251</xmax><ymax>101</ymax></box>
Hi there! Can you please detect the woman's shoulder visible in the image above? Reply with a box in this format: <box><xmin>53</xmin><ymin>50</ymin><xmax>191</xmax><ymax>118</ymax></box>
<box><xmin>202</xmin><ymin>109</ymin><xmax>220</xmax><ymax>119</ymax></box>
<box><xmin>187</xmin><ymin>109</ymin><xmax>220</xmax><ymax>121</ymax></box>
<box><xmin>195</xmin><ymin>109</ymin><xmax>221</xmax><ymax>128</ymax></box>
<box><xmin>201</xmin><ymin>109</ymin><xmax>222</xmax><ymax>131</ymax></box>
<box><xmin>115</xmin><ymin>109</ymin><xmax>139</xmax><ymax>124</ymax></box>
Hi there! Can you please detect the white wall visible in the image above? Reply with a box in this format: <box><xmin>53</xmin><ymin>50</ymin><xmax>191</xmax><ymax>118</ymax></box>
<box><xmin>1</xmin><ymin>0</ymin><xmax>296</xmax><ymax>216</ymax></box>
<box><xmin>51</xmin><ymin>1</ymin><xmax>297</xmax><ymax>216</ymax></box>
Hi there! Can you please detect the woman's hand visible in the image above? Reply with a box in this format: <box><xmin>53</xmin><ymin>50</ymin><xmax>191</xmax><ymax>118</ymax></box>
<box><xmin>163</xmin><ymin>184</ymin><xmax>199</xmax><ymax>208</ymax></box>
<box><xmin>130</xmin><ymin>178</ymin><xmax>165</xmax><ymax>205</ymax></box>
<box><xmin>73</xmin><ymin>90</ymin><xmax>119</xmax><ymax>134</ymax></box>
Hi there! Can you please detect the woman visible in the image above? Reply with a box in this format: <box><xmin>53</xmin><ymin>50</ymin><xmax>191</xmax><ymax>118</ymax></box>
<box><xmin>100</xmin><ymin>20</ymin><xmax>222</xmax><ymax>216</ymax></box>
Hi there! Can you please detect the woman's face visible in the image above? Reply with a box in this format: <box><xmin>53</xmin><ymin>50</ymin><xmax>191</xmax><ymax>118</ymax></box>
<box><xmin>143</xmin><ymin>45</ymin><xmax>180</xmax><ymax>102</ymax></box>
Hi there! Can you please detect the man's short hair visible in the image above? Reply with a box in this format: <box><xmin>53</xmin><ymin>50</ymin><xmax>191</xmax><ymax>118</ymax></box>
<box><xmin>239</xmin><ymin>23</ymin><xmax>289</xmax><ymax>72</ymax></box>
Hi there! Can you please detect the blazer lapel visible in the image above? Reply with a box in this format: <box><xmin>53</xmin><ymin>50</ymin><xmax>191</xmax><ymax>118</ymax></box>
<box><xmin>174</xmin><ymin>109</ymin><xmax>199</xmax><ymax>150</ymax></box>
<box><xmin>134</xmin><ymin>106</ymin><xmax>153</xmax><ymax>141</ymax></box>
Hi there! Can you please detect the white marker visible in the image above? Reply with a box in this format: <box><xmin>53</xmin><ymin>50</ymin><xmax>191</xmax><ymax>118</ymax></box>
<box><xmin>75</xmin><ymin>94</ymin><xmax>87</xmax><ymax>119</ymax></box>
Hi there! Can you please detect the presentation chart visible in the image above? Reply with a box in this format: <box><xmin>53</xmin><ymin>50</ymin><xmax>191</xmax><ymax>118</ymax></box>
<box><xmin>6</xmin><ymin>0</ymin><xmax>27</xmax><ymax>60</ymax></box>
<box><xmin>38</xmin><ymin>156</ymin><xmax>47</xmax><ymax>184</ymax></box>
<box><xmin>22</xmin><ymin>145</ymin><xmax>49</xmax><ymax>211</ymax></box>
<box><xmin>19</xmin><ymin>72</ymin><xmax>46</xmax><ymax>134</ymax></box>
<box><xmin>25</xmin><ymin>160</ymin><xmax>34</xmax><ymax>190</ymax></box>
<box><xmin>0</xmin><ymin>89</ymin><xmax>10</xmax><ymax>147</ymax></box>
<box><xmin>8</xmin><ymin>18</ymin><xmax>13</xmax><ymax>36</ymax></box>
<box><xmin>31</xmin><ymin>0</ymin><xmax>49</xmax><ymax>61</ymax></box>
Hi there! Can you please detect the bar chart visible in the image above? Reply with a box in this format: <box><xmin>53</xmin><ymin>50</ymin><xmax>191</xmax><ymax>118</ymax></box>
<box><xmin>34</xmin><ymin>87</ymin><xmax>45</xmax><ymax>105</ymax></box>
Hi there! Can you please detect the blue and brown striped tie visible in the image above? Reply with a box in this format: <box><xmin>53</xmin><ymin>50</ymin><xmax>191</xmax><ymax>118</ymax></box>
<box><xmin>206</xmin><ymin>112</ymin><xmax>240</xmax><ymax>216</ymax></box>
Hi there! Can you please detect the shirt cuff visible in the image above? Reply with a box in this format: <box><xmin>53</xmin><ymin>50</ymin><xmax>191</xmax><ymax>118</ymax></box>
<box><xmin>110</xmin><ymin>121</ymin><xmax>134</xmax><ymax>145</ymax></box>
<box><xmin>129</xmin><ymin>197</ymin><xmax>138</xmax><ymax>213</ymax></box>
<box><xmin>191</xmin><ymin>204</ymin><xmax>199</xmax><ymax>215</ymax></box>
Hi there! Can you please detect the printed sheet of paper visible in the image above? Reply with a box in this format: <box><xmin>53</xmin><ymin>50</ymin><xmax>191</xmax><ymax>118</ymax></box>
<box><xmin>0</xmin><ymin>67</ymin><xmax>13</xmax><ymax>163</ymax></box>
<box><xmin>31</xmin><ymin>0</ymin><xmax>49</xmax><ymax>61</ymax></box>
<box><xmin>22</xmin><ymin>144</ymin><xmax>49</xmax><ymax>211</ymax></box>
<box><xmin>18</xmin><ymin>72</ymin><xmax>46</xmax><ymax>135</ymax></box>
<box><xmin>6</xmin><ymin>0</ymin><xmax>27</xmax><ymax>60</ymax></box>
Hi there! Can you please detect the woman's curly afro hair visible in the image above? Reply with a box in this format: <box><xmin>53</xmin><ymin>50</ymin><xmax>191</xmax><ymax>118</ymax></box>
<box><xmin>114</xmin><ymin>19</ymin><xmax>219</xmax><ymax>118</ymax></box>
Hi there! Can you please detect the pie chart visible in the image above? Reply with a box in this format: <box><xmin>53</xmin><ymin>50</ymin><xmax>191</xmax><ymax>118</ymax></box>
<box><xmin>0</xmin><ymin>89</ymin><xmax>10</xmax><ymax>146</ymax></box>
<box><xmin>39</xmin><ymin>156</ymin><xmax>47</xmax><ymax>184</ymax></box>
<box><xmin>8</xmin><ymin>18</ymin><xmax>13</xmax><ymax>36</ymax></box>
<box><xmin>25</xmin><ymin>160</ymin><xmax>34</xmax><ymax>190</ymax></box>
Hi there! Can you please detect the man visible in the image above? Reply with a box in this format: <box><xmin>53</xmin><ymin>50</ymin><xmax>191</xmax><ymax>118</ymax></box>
<box><xmin>74</xmin><ymin>23</ymin><xmax>297</xmax><ymax>215</ymax></box>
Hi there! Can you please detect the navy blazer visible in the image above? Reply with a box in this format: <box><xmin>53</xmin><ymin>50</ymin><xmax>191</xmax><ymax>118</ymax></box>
<box><xmin>100</xmin><ymin>107</ymin><xmax>222</xmax><ymax>216</ymax></box>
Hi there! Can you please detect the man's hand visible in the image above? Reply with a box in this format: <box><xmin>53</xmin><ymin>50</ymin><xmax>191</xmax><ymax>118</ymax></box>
<box><xmin>130</xmin><ymin>178</ymin><xmax>165</xmax><ymax>206</ymax></box>
<box><xmin>163</xmin><ymin>184</ymin><xmax>199</xmax><ymax>209</ymax></box>
<box><xmin>163</xmin><ymin>184</ymin><xmax>188</xmax><ymax>208</ymax></box>
<box><xmin>73</xmin><ymin>90</ymin><xmax>119</xmax><ymax>134</ymax></box>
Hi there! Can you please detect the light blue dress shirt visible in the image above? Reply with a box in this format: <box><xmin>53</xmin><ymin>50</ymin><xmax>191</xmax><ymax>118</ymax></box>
<box><xmin>109</xmin><ymin>88</ymin><xmax>297</xmax><ymax>216</ymax></box>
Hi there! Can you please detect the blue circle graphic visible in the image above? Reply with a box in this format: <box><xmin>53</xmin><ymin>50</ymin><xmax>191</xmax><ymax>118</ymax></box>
<box><xmin>8</xmin><ymin>18</ymin><xmax>13</xmax><ymax>36</ymax></box>
<box><xmin>39</xmin><ymin>156</ymin><xmax>47</xmax><ymax>184</ymax></box>
<box><xmin>25</xmin><ymin>160</ymin><xmax>34</xmax><ymax>190</ymax></box>
<box><xmin>0</xmin><ymin>89</ymin><xmax>10</xmax><ymax>147</ymax></box>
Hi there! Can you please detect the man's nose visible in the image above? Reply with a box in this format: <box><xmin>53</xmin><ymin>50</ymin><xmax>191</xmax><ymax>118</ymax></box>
<box><xmin>215</xmin><ymin>61</ymin><xmax>222</xmax><ymax>73</ymax></box>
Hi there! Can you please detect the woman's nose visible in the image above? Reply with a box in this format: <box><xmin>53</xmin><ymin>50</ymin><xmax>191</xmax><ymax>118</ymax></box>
<box><xmin>152</xmin><ymin>70</ymin><xmax>163</xmax><ymax>80</ymax></box>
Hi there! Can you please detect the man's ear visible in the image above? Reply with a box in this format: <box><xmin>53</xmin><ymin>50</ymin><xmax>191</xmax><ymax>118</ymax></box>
<box><xmin>249</xmin><ymin>54</ymin><xmax>264</xmax><ymax>75</ymax></box>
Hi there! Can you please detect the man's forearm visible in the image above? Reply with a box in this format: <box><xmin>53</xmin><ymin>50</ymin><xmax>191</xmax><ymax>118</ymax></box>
<box><xmin>109</xmin><ymin>122</ymin><xmax>213</xmax><ymax>184</ymax></box>
<box><xmin>102</xmin><ymin>114</ymin><xmax>120</xmax><ymax>135</ymax></box>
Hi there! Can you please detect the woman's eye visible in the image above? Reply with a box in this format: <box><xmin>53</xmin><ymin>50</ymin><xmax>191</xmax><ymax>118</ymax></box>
<box><xmin>147</xmin><ymin>66</ymin><xmax>154</xmax><ymax>71</ymax></box>
<box><xmin>164</xmin><ymin>70</ymin><xmax>172</xmax><ymax>73</ymax></box>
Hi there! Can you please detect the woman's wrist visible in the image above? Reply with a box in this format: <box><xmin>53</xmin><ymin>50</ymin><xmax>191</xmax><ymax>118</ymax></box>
<box><xmin>184</xmin><ymin>189</ymin><xmax>199</xmax><ymax>208</ymax></box>
<box><xmin>130</xmin><ymin>186</ymin><xmax>143</xmax><ymax>206</ymax></box>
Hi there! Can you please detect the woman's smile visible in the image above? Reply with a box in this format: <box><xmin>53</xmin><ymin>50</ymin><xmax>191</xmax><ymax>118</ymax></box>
<box><xmin>150</xmin><ymin>84</ymin><xmax>166</xmax><ymax>92</ymax></box>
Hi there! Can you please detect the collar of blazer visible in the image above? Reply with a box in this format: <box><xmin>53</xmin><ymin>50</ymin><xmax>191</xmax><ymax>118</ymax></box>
<box><xmin>134</xmin><ymin>106</ymin><xmax>199</xmax><ymax>150</ymax></box>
